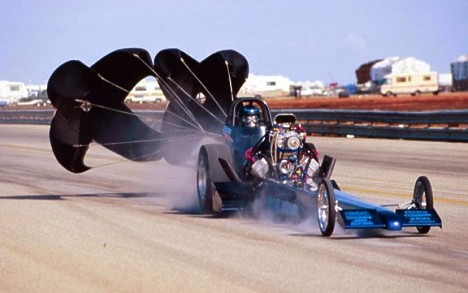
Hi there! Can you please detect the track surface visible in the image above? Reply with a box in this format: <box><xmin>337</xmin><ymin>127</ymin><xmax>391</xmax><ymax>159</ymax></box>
<box><xmin>1</xmin><ymin>125</ymin><xmax>467</xmax><ymax>292</ymax></box>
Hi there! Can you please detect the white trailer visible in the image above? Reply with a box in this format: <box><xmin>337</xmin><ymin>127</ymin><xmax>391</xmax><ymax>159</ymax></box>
<box><xmin>379</xmin><ymin>72</ymin><xmax>439</xmax><ymax>96</ymax></box>
<box><xmin>126</xmin><ymin>79</ymin><xmax>165</xmax><ymax>103</ymax></box>
<box><xmin>239</xmin><ymin>74</ymin><xmax>293</xmax><ymax>97</ymax></box>
<box><xmin>0</xmin><ymin>80</ymin><xmax>29</xmax><ymax>104</ymax></box>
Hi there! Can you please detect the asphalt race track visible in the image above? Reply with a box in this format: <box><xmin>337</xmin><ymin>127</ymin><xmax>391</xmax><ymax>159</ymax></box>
<box><xmin>1</xmin><ymin>124</ymin><xmax>467</xmax><ymax>292</ymax></box>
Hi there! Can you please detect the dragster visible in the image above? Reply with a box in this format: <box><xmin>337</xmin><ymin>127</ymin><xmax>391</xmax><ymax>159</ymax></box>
<box><xmin>47</xmin><ymin>48</ymin><xmax>442</xmax><ymax>236</ymax></box>
<box><xmin>196</xmin><ymin>97</ymin><xmax>442</xmax><ymax>236</ymax></box>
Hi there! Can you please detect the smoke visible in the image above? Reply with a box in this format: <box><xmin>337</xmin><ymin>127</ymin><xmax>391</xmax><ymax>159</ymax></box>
<box><xmin>142</xmin><ymin>133</ymin><xmax>223</xmax><ymax>214</ymax></box>
<box><xmin>163</xmin><ymin>165</ymin><xmax>199</xmax><ymax>214</ymax></box>
<box><xmin>237</xmin><ymin>195</ymin><xmax>320</xmax><ymax>236</ymax></box>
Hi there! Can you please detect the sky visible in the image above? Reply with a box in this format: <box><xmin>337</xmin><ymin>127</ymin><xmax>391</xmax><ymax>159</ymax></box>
<box><xmin>1</xmin><ymin>0</ymin><xmax>467</xmax><ymax>85</ymax></box>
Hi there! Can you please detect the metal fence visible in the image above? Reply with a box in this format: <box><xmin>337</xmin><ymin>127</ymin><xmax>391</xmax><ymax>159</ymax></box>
<box><xmin>271</xmin><ymin>109</ymin><xmax>468</xmax><ymax>142</ymax></box>
<box><xmin>1</xmin><ymin>109</ymin><xmax>467</xmax><ymax>142</ymax></box>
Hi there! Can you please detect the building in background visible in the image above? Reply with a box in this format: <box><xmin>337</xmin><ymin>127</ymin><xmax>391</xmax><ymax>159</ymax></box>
<box><xmin>355</xmin><ymin>57</ymin><xmax>439</xmax><ymax>95</ymax></box>
<box><xmin>451</xmin><ymin>54</ymin><xmax>468</xmax><ymax>91</ymax></box>
<box><xmin>438</xmin><ymin>73</ymin><xmax>453</xmax><ymax>92</ymax></box>
<box><xmin>239</xmin><ymin>74</ymin><xmax>293</xmax><ymax>97</ymax></box>
<box><xmin>355</xmin><ymin>60</ymin><xmax>383</xmax><ymax>83</ymax></box>
<box><xmin>295</xmin><ymin>80</ymin><xmax>326</xmax><ymax>96</ymax></box>
<box><xmin>0</xmin><ymin>80</ymin><xmax>29</xmax><ymax>105</ymax></box>
<box><xmin>371</xmin><ymin>57</ymin><xmax>432</xmax><ymax>81</ymax></box>
<box><xmin>239</xmin><ymin>74</ymin><xmax>329</xmax><ymax>98</ymax></box>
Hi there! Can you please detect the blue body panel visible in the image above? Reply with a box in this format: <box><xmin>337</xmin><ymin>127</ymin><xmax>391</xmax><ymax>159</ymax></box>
<box><xmin>226</xmin><ymin>179</ymin><xmax>443</xmax><ymax>231</ymax></box>
<box><xmin>214</xmin><ymin>97</ymin><xmax>442</xmax><ymax>232</ymax></box>
<box><xmin>333</xmin><ymin>189</ymin><xmax>441</xmax><ymax>230</ymax></box>
<box><xmin>333</xmin><ymin>189</ymin><xmax>401</xmax><ymax>230</ymax></box>
<box><xmin>222</xmin><ymin>124</ymin><xmax>267</xmax><ymax>172</ymax></box>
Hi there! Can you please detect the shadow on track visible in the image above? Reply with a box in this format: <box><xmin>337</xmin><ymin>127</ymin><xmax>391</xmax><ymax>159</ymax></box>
<box><xmin>0</xmin><ymin>192</ymin><xmax>164</xmax><ymax>201</ymax></box>
<box><xmin>288</xmin><ymin>229</ymin><xmax>429</xmax><ymax>239</ymax></box>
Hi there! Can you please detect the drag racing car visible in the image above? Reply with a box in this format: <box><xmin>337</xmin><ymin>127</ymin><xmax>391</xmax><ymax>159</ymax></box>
<box><xmin>46</xmin><ymin>48</ymin><xmax>442</xmax><ymax>237</ymax></box>
<box><xmin>196</xmin><ymin>97</ymin><xmax>443</xmax><ymax>236</ymax></box>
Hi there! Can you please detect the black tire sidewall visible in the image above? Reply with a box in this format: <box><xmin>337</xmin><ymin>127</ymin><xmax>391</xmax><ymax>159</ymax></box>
<box><xmin>318</xmin><ymin>178</ymin><xmax>336</xmax><ymax>236</ymax></box>
<box><xmin>197</xmin><ymin>148</ymin><xmax>214</xmax><ymax>214</ymax></box>
<box><xmin>414</xmin><ymin>176</ymin><xmax>433</xmax><ymax>234</ymax></box>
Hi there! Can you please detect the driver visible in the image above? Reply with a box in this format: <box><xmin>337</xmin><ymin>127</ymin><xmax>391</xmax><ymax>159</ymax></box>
<box><xmin>240</xmin><ymin>105</ymin><xmax>260</xmax><ymax>128</ymax></box>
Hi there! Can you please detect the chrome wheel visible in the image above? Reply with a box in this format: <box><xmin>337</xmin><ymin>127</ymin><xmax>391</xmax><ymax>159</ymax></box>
<box><xmin>317</xmin><ymin>179</ymin><xmax>336</xmax><ymax>236</ymax></box>
<box><xmin>197</xmin><ymin>158</ymin><xmax>207</xmax><ymax>204</ymax></box>
<box><xmin>196</xmin><ymin>149</ymin><xmax>213</xmax><ymax>214</ymax></box>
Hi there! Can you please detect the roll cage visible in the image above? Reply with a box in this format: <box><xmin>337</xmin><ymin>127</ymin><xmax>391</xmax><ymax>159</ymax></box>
<box><xmin>226</xmin><ymin>97</ymin><xmax>273</xmax><ymax>127</ymax></box>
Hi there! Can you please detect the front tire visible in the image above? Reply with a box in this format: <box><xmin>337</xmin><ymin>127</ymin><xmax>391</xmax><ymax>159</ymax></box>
<box><xmin>317</xmin><ymin>179</ymin><xmax>336</xmax><ymax>236</ymax></box>
<box><xmin>413</xmin><ymin>176</ymin><xmax>434</xmax><ymax>234</ymax></box>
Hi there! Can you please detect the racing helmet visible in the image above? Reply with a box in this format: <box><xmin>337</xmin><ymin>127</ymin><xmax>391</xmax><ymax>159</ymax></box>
<box><xmin>240</xmin><ymin>105</ymin><xmax>260</xmax><ymax>127</ymax></box>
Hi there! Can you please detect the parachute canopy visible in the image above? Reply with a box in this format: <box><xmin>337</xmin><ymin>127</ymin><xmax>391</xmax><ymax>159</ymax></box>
<box><xmin>47</xmin><ymin>48</ymin><xmax>249</xmax><ymax>173</ymax></box>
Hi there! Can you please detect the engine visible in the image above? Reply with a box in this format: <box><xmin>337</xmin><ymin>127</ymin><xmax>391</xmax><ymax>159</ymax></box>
<box><xmin>250</xmin><ymin>123</ymin><xmax>319</xmax><ymax>190</ymax></box>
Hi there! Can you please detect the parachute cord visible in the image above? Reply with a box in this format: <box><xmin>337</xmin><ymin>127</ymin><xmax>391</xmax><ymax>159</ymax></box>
<box><xmin>72</xmin><ymin>130</ymin><xmax>210</xmax><ymax>148</ymax></box>
<box><xmin>52</xmin><ymin>52</ymin><xmax>228</xmax><ymax>166</ymax></box>
<box><xmin>72</xmin><ymin>100</ymin><xmax>202</xmax><ymax>135</ymax></box>
<box><xmin>97</xmin><ymin>74</ymin><xmax>130</xmax><ymax>93</ymax></box>
<box><xmin>74</xmin><ymin>100</ymin><xmax>134</xmax><ymax>116</ymax></box>
<box><xmin>132</xmin><ymin>52</ymin><xmax>158</xmax><ymax>75</ymax></box>
<box><xmin>133</xmin><ymin>52</ymin><xmax>226</xmax><ymax>122</ymax></box>
<box><xmin>180</xmin><ymin>57</ymin><xmax>228</xmax><ymax>118</ymax></box>
<box><xmin>83</xmin><ymin>52</ymin><xmax>217</xmax><ymax>133</ymax></box>
<box><xmin>133</xmin><ymin>52</ymin><xmax>227</xmax><ymax>130</ymax></box>
<box><xmin>129</xmin><ymin>53</ymin><xmax>207</xmax><ymax>133</ymax></box>
<box><xmin>160</xmin><ymin>108</ymin><xmax>205</xmax><ymax>131</ymax></box>
<box><xmin>225</xmin><ymin>61</ymin><xmax>234</xmax><ymax>102</ymax></box>
<box><xmin>81</xmin><ymin>132</ymin><xmax>222</xmax><ymax>170</ymax></box>
<box><xmin>158</xmin><ymin>73</ymin><xmax>226</xmax><ymax>128</ymax></box>
<box><xmin>68</xmin><ymin>52</ymin><xmax>231</xmax><ymax>151</ymax></box>
<box><xmin>131</xmin><ymin>53</ymin><xmax>209</xmax><ymax>133</ymax></box>
<box><xmin>159</xmin><ymin>79</ymin><xmax>208</xmax><ymax>132</ymax></box>
<box><xmin>166</xmin><ymin>77</ymin><xmax>225</xmax><ymax>125</ymax></box>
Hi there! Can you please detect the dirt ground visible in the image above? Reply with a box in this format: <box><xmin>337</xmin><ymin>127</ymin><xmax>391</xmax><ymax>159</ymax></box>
<box><xmin>264</xmin><ymin>92</ymin><xmax>468</xmax><ymax>111</ymax></box>
<box><xmin>4</xmin><ymin>92</ymin><xmax>468</xmax><ymax>112</ymax></box>
<box><xmin>128</xmin><ymin>92</ymin><xmax>468</xmax><ymax>112</ymax></box>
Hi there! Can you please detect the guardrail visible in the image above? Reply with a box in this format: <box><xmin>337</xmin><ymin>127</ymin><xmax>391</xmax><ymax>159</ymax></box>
<box><xmin>1</xmin><ymin>109</ymin><xmax>467</xmax><ymax>142</ymax></box>
<box><xmin>271</xmin><ymin>109</ymin><xmax>468</xmax><ymax>142</ymax></box>
<box><xmin>0</xmin><ymin>109</ymin><xmax>54</xmax><ymax>125</ymax></box>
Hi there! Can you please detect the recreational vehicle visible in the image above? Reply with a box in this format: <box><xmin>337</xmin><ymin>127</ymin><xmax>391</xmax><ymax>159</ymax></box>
<box><xmin>126</xmin><ymin>79</ymin><xmax>165</xmax><ymax>103</ymax></box>
<box><xmin>379</xmin><ymin>72</ymin><xmax>439</xmax><ymax>96</ymax></box>
<box><xmin>0</xmin><ymin>80</ymin><xmax>28</xmax><ymax>104</ymax></box>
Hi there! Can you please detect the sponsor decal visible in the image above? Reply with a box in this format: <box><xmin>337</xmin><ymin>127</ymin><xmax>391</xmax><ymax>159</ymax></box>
<box><xmin>396</xmin><ymin>209</ymin><xmax>442</xmax><ymax>227</ymax></box>
<box><xmin>340</xmin><ymin>209</ymin><xmax>385</xmax><ymax>228</ymax></box>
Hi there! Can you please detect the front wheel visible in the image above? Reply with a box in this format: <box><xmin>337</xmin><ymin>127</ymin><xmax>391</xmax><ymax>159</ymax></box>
<box><xmin>413</xmin><ymin>176</ymin><xmax>434</xmax><ymax>234</ymax></box>
<box><xmin>317</xmin><ymin>179</ymin><xmax>336</xmax><ymax>236</ymax></box>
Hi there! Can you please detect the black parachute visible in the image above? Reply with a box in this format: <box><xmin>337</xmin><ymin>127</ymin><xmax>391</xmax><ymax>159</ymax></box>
<box><xmin>154</xmin><ymin>49</ymin><xmax>248</xmax><ymax>164</ymax></box>
<box><xmin>47</xmin><ymin>48</ymin><xmax>249</xmax><ymax>173</ymax></box>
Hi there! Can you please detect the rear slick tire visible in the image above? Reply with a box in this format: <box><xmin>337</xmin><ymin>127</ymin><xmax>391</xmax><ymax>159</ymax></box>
<box><xmin>197</xmin><ymin>149</ymin><xmax>214</xmax><ymax>214</ymax></box>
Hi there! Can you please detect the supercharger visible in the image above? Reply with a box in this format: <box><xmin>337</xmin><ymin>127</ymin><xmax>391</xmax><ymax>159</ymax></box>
<box><xmin>250</xmin><ymin>124</ymin><xmax>320</xmax><ymax>190</ymax></box>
